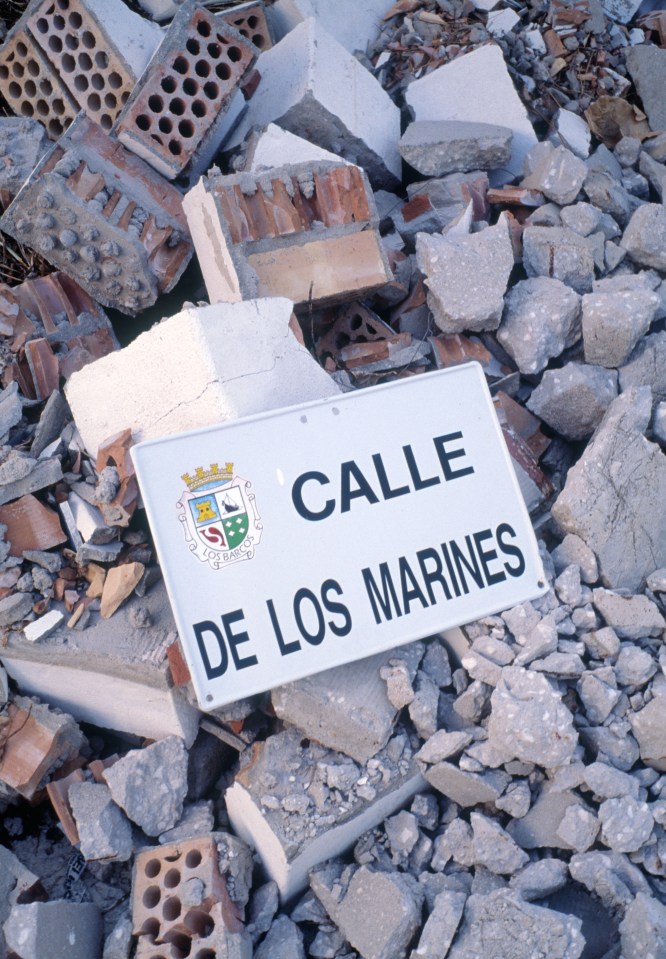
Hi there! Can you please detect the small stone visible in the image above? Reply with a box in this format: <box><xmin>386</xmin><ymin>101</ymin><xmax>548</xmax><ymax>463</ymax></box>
<box><xmin>614</xmin><ymin>645</ymin><xmax>657</xmax><ymax>686</ymax></box>
<box><xmin>598</xmin><ymin>796</ymin><xmax>654</xmax><ymax>853</ymax></box>
<box><xmin>582</xmin><ymin>287</ymin><xmax>659</xmax><ymax>368</ymax></box>
<box><xmin>470</xmin><ymin>812</ymin><xmax>529</xmax><ymax>875</ymax></box>
<box><xmin>551</xmin><ymin>534</ymin><xmax>599</xmax><ymax>584</ymax></box>
<box><xmin>521</xmin><ymin>142</ymin><xmax>587</xmax><ymax>205</ymax></box>
<box><xmin>495</xmin><ymin>780</ymin><xmax>531</xmax><ymax>818</ymax></box>
<box><xmin>555</xmin><ymin>565</ymin><xmax>582</xmax><ymax>607</ymax></box>
<box><xmin>416</xmin><ymin>730</ymin><xmax>473</xmax><ymax>764</ymax></box>
<box><xmin>522</xmin><ymin>226</ymin><xmax>595</xmax><ymax>294</ymax></box>
<box><xmin>577</xmin><ymin>673</ymin><xmax>621</xmax><ymax>725</ymax></box>
<box><xmin>623</xmin><ymin>204</ymin><xmax>666</xmax><ymax>271</ymax></box>
<box><xmin>583</xmin><ymin>761</ymin><xmax>640</xmax><ymax>800</ymax></box>
<box><xmin>556</xmin><ymin>805</ymin><xmax>599</xmax><ymax>852</ymax></box>
<box><xmin>509</xmin><ymin>859</ymin><xmax>569</xmax><ymax>901</ymax></box>
<box><xmin>255</xmin><ymin>915</ymin><xmax>305</xmax><ymax>959</ymax></box>
<box><xmin>630</xmin><ymin>695</ymin><xmax>666</xmax><ymax>771</ymax></box>
<box><xmin>560</xmin><ymin>202</ymin><xmax>601</xmax><ymax>236</ymax></box>
<box><xmin>385</xmin><ymin>810</ymin><xmax>420</xmax><ymax>860</ymax></box>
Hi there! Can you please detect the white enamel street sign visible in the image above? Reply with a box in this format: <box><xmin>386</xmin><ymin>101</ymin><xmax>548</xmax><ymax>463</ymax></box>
<box><xmin>132</xmin><ymin>363</ymin><xmax>547</xmax><ymax>710</ymax></box>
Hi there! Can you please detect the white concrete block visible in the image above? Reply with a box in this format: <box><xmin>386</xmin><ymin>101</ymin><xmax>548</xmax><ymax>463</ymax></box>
<box><xmin>549</xmin><ymin>109</ymin><xmax>592</xmax><ymax>160</ymax></box>
<box><xmin>65</xmin><ymin>298</ymin><xmax>339</xmax><ymax>459</ymax></box>
<box><xmin>267</xmin><ymin>0</ymin><xmax>393</xmax><ymax>54</ymax></box>
<box><xmin>23</xmin><ymin>610</ymin><xmax>64</xmax><ymax>643</ymax></box>
<box><xmin>405</xmin><ymin>44</ymin><xmax>537</xmax><ymax>186</ymax></box>
<box><xmin>84</xmin><ymin>0</ymin><xmax>163</xmax><ymax>78</ymax></box>
<box><xmin>224</xmin><ymin>18</ymin><xmax>401</xmax><ymax>189</ymax></box>
<box><xmin>244</xmin><ymin>124</ymin><xmax>345</xmax><ymax>172</ymax></box>
<box><xmin>486</xmin><ymin>8</ymin><xmax>520</xmax><ymax>36</ymax></box>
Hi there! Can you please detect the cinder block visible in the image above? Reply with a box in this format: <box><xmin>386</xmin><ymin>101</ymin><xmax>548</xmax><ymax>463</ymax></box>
<box><xmin>0</xmin><ymin>115</ymin><xmax>193</xmax><ymax>314</ymax></box>
<box><xmin>0</xmin><ymin>271</ymin><xmax>117</xmax><ymax>401</ymax></box>
<box><xmin>267</xmin><ymin>0</ymin><xmax>392</xmax><ymax>54</ymax></box>
<box><xmin>26</xmin><ymin>0</ymin><xmax>163</xmax><ymax>132</ymax></box>
<box><xmin>225</xmin><ymin>727</ymin><xmax>425</xmax><ymax>900</ymax></box>
<box><xmin>0</xmin><ymin>24</ymin><xmax>78</xmax><ymax>140</ymax></box>
<box><xmin>183</xmin><ymin>160</ymin><xmax>391</xmax><ymax>307</ymax></box>
<box><xmin>224</xmin><ymin>18</ymin><xmax>402</xmax><ymax>190</ymax></box>
<box><xmin>64</xmin><ymin>297</ymin><xmax>339</xmax><ymax>457</ymax></box>
<box><xmin>115</xmin><ymin>1</ymin><xmax>257</xmax><ymax>183</ymax></box>
<box><xmin>0</xmin><ymin>118</ymin><xmax>50</xmax><ymax>203</ymax></box>
<box><xmin>405</xmin><ymin>44</ymin><xmax>538</xmax><ymax>186</ymax></box>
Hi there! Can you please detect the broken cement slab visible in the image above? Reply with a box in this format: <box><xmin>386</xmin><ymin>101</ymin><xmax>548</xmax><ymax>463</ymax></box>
<box><xmin>398</xmin><ymin>120</ymin><xmax>512</xmax><ymax>177</ymax></box>
<box><xmin>65</xmin><ymin>297</ymin><xmax>339</xmax><ymax>459</ymax></box>
<box><xmin>0</xmin><ymin>579</ymin><xmax>200</xmax><ymax>746</ymax></box>
<box><xmin>225</xmin><ymin>727</ymin><xmax>424</xmax><ymax>900</ymax></box>
<box><xmin>224</xmin><ymin>18</ymin><xmax>401</xmax><ymax>189</ymax></box>
<box><xmin>267</xmin><ymin>0</ymin><xmax>393</xmax><ymax>54</ymax></box>
<box><xmin>241</xmin><ymin>124</ymin><xmax>344</xmax><ymax>173</ymax></box>
<box><xmin>404</xmin><ymin>44</ymin><xmax>538</xmax><ymax>186</ymax></box>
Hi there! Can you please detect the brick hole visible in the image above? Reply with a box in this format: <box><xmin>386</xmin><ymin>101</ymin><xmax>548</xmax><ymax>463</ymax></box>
<box><xmin>48</xmin><ymin>119</ymin><xmax>62</xmax><ymax>136</ymax></box>
<box><xmin>196</xmin><ymin>19</ymin><xmax>211</xmax><ymax>37</ymax></box>
<box><xmin>100</xmin><ymin>114</ymin><xmax>112</xmax><ymax>130</ymax></box>
<box><xmin>164</xmin><ymin>868</ymin><xmax>181</xmax><ymax>888</ymax></box>
<box><xmin>148</xmin><ymin>94</ymin><xmax>163</xmax><ymax>113</ymax></box>
<box><xmin>65</xmin><ymin>34</ymin><xmax>78</xmax><ymax>49</ymax></box>
<box><xmin>173</xmin><ymin>56</ymin><xmax>188</xmax><ymax>74</ymax></box>
<box><xmin>216</xmin><ymin>33</ymin><xmax>229</xmax><ymax>45</ymax></box>
<box><xmin>0</xmin><ymin>66</ymin><xmax>8</xmax><ymax>80</ymax></box>
<box><xmin>161</xmin><ymin>75</ymin><xmax>177</xmax><ymax>94</ymax></box>
<box><xmin>163</xmin><ymin>898</ymin><xmax>182</xmax><ymax>922</ymax></box>
<box><xmin>143</xmin><ymin>886</ymin><xmax>161</xmax><ymax>908</ymax></box>
<box><xmin>36</xmin><ymin>99</ymin><xmax>49</xmax><ymax>116</ymax></box>
<box><xmin>150</xmin><ymin>133</ymin><xmax>163</xmax><ymax>145</ymax></box>
<box><xmin>168</xmin><ymin>140</ymin><xmax>182</xmax><ymax>156</ymax></box>
<box><xmin>94</xmin><ymin>51</ymin><xmax>107</xmax><ymax>68</ymax></box>
<box><xmin>104</xmin><ymin>93</ymin><xmax>116</xmax><ymax>109</ymax></box>
<box><xmin>82</xmin><ymin>30</ymin><xmax>95</xmax><ymax>49</ymax></box>
<box><xmin>24</xmin><ymin>79</ymin><xmax>37</xmax><ymax>97</ymax></box>
<box><xmin>91</xmin><ymin>73</ymin><xmax>104</xmax><ymax>90</ymax></box>
<box><xmin>121</xmin><ymin>90</ymin><xmax>129</xmax><ymax>103</ymax></box>
<box><xmin>215</xmin><ymin>62</ymin><xmax>230</xmax><ymax>81</ymax></box>
<box><xmin>195</xmin><ymin>952</ymin><xmax>215</xmax><ymax>959</ymax></box>
<box><xmin>21</xmin><ymin>102</ymin><xmax>35</xmax><ymax>117</ymax></box>
<box><xmin>169</xmin><ymin>97</ymin><xmax>185</xmax><ymax>115</ymax></box>
<box><xmin>184</xmin><ymin>911</ymin><xmax>214</xmax><ymax>937</ymax></box>
<box><xmin>109</xmin><ymin>71</ymin><xmax>122</xmax><ymax>89</ymax></box>
<box><xmin>162</xmin><ymin>931</ymin><xmax>191</xmax><ymax>959</ymax></box>
<box><xmin>164</xmin><ymin>851</ymin><xmax>182</xmax><ymax>864</ymax></box>
<box><xmin>195</xmin><ymin>60</ymin><xmax>210</xmax><ymax>78</ymax></box>
<box><xmin>203</xmin><ymin>81</ymin><xmax>218</xmax><ymax>100</ymax></box>
<box><xmin>53</xmin><ymin>98</ymin><xmax>65</xmax><ymax>114</ymax></box>
<box><xmin>16</xmin><ymin>40</ymin><xmax>28</xmax><ymax>56</ymax></box>
<box><xmin>136</xmin><ymin>114</ymin><xmax>151</xmax><ymax>131</ymax></box>
<box><xmin>183</xmin><ymin>78</ymin><xmax>198</xmax><ymax>96</ymax></box>
<box><xmin>74</xmin><ymin>75</ymin><xmax>89</xmax><ymax>91</ymax></box>
<box><xmin>144</xmin><ymin>859</ymin><xmax>162</xmax><ymax>878</ymax></box>
<box><xmin>27</xmin><ymin>59</ymin><xmax>40</xmax><ymax>77</ymax></box>
<box><xmin>69</xmin><ymin>11</ymin><xmax>82</xmax><ymax>28</ymax></box>
<box><xmin>62</xmin><ymin>53</ymin><xmax>75</xmax><ymax>72</ymax></box>
<box><xmin>12</xmin><ymin>62</ymin><xmax>24</xmax><ymax>78</ymax></box>
<box><xmin>40</xmin><ymin>78</ymin><xmax>53</xmax><ymax>94</ymax></box>
<box><xmin>8</xmin><ymin>81</ymin><xmax>21</xmax><ymax>98</ymax></box>
<box><xmin>186</xmin><ymin>38</ymin><xmax>200</xmax><ymax>55</ymax></box>
<box><xmin>192</xmin><ymin>99</ymin><xmax>205</xmax><ymax>118</ymax></box>
<box><xmin>158</xmin><ymin>116</ymin><xmax>173</xmax><ymax>133</ymax></box>
<box><xmin>252</xmin><ymin>34</ymin><xmax>265</xmax><ymax>47</ymax></box>
<box><xmin>53</xmin><ymin>14</ymin><xmax>65</xmax><ymax>29</ymax></box>
<box><xmin>227</xmin><ymin>46</ymin><xmax>242</xmax><ymax>62</ymax></box>
<box><xmin>184</xmin><ymin>850</ymin><xmax>202</xmax><ymax>869</ymax></box>
<box><xmin>178</xmin><ymin>119</ymin><xmax>194</xmax><ymax>138</ymax></box>
<box><xmin>36</xmin><ymin>17</ymin><xmax>49</xmax><ymax>32</ymax></box>
<box><xmin>87</xmin><ymin>92</ymin><xmax>100</xmax><ymax>111</ymax></box>
<box><xmin>141</xmin><ymin>918</ymin><xmax>161</xmax><ymax>938</ymax></box>
<box><xmin>78</xmin><ymin>52</ymin><xmax>93</xmax><ymax>70</ymax></box>
<box><xmin>56</xmin><ymin>0</ymin><xmax>69</xmax><ymax>9</ymax></box>
<box><xmin>247</xmin><ymin>15</ymin><xmax>259</xmax><ymax>28</ymax></box>
<box><xmin>207</xmin><ymin>42</ymin><xmax>221</xmax><ymax>58</ymax></box>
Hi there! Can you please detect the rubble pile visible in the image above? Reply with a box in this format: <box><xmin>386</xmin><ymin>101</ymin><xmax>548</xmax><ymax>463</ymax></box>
<box><xmin>0</xmin><ymin>0</ymin><xmax>666</xmax><ymax>956</ymax></box>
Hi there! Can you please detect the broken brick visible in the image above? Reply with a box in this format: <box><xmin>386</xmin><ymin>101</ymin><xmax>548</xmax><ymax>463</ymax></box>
<box><xmin>0</xmin><ymin>494</ymin><xmax>67</xmax><ymax>556</ymax></box>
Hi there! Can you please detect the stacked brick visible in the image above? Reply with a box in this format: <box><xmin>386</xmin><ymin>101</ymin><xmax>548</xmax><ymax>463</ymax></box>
<box><xmin>115</xmin><ymin>0</ymin><xmax>257</xmax><ymax>182</ymax></box>
<box><xmin>0</xmin><ymin>116</ymin><xmax>193</xmax><ymax>314</ymax></box>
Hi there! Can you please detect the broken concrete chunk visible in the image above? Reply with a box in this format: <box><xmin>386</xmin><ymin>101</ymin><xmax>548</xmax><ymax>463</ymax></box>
<box><xmin>66</xmin><ymin>298</ymin><xmax>339</xmax><ymax>458</ymax></box>
<box><xmin>69</xmin><ymin>781</ymin><xmax>133</xmax><ymax>862</ymax></box>
<box><xmin>411</xmin><ymin>888</ymin><xmax>467</xmax><ymax>959</ymax></box>
<box><xmin>225</xmin><ymin>19</ymin><xmax>401</xmax><ymax>189</ymax></box>
<box><xmin>592</xmin><ymin>588</ymin><xmax>666</xmax><ymax>639</ymax></box>
<box><xmin>622</xmin><ymin>204</ymin><xmax>666</xmax><ymax>272</ymax></box>
<box><xmin>625</xmin><ymin>45</ymin><xmax>666</xmax><ymax>132</ymax></box>
<box><xmin>398</xmin><ymin>121</ymin><xmax>512</xmax><ymax>177</ymax></box>
<box><xmin>569</xmin><ymin>850</ymin><xmax>651</xmax><ymax>912</ymax></box>
<box><xmin>521</xmin><ymin>142</ymin><xmax>587</xmax><ymax>205</ymax></box>
<box><xmin>405</xmin><ymin>45</ymin><xmax>538</xmax><ymax>185</ymax></box>
<box><xmin>620</xmin><ymin>331</ymin><xmax>666</xmax><ymax>407</ymax></box>
<box><xmin>424</xmin><ymin>762</ymin><xmax>508</xmax><ymax>808</ymax></box>
<box><xmin>507</xmin><ymin>787</ymin><xmax>583</xmax><ymax>851</ymax></box>
<box><xmin>0</xmin><ymin>592</ymin><xmax>35</xmax><ymax>628</ymax></box>
<box><xmin>555</xmin><ymin>805</ymin><xmax>600</xmax><ymax>852</ymax></box>
<box><xmin>415</xmin><ymin>214</ymin><xmax>513</xmax><ymax>333</ymax></box>
<box><xmin>104</xmin><ymin>735</ymin><xmax>188</xmax><ymax>836</ymax></box>
<box><xmin>225</xmin><ymin>727</ymin><xmax>423</xmax><ymax>900</ymax></box>
<box><xmin>487</xmin><ymin>666</ymin><xmax>578</xmax><ymax>768</ymax></box>
<box><xmin>582</xmin><ymin>287</ymin><xmax>659</xmax><ymax>368</ymax></box>
<box><xmin>552</xmin><ymin>387</ymin><xmax>666</xmax><ymax>591</ymax></box>
<box><xmin>598</xmin><ymin>796</ymin><xmax>654</xmax><ymax>853</ymax></box>
<box><xmin>522</xmin><ymin>226</ymin><xmax>595</xmax><ymax>294</ymax></box>
<box><xmin>184</xmin><ymin>160</ymin><xmax>390</xmax><ymax>307</ymax></box>
<box><xmin>470</xmin><ymin>812</ymin><xmax>529</xmax><ymax>875</ymax></box>
<box><xmin>255</xmin><ymin>915</ymin><xmax>305</xmax><ymax>959</ymax></box>
<box><xmin>620</xmin><ymin>892</ymin><xmax>666</xmax><ymax>959</ymax></box>
<box><xmin>0</xmin><ymin>118</ymin><xmax>50</xmax><ymax>202</ymax></box>
<box><xmin>527</xmin><ymin>363</ymin><xmax>618</xmax><ymax>441</ymax></box>
<box><xmin>3</xmin><ymin>901</ymin><xmax>103</xmax><ymax>959</ymax></box>
<box><xmin>629</xmin><ymin>695</ymin><xmax>666</xmax><ymax>771</ymax></box>
<box><xmin>497</xmin><ymin>277</ymin><xmax>580</xmax><ymax>375</ymax></box>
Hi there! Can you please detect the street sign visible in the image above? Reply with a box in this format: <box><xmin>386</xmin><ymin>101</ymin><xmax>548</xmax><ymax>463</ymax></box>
<box><xmin>132</xmin><ymin>363</ymin><xmax>547</xmax><ymax>710</ymax></box>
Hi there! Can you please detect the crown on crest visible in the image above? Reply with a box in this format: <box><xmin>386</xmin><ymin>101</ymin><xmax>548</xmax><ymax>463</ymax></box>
<box><xmin>182</xmin><ymin>462</ymin><xmax>233</xmax><ymax>491</ymax></box>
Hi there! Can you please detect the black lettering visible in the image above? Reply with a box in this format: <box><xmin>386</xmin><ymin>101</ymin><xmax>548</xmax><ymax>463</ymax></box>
<box><xmin>341</xmin><ymin>460</ymin><xmax>380</xmax><ymax>513</ymax></box>
<box><xmin>451</xmin><ymin>535</ymin><xmax>485</xmax><ymax>593</ymax></box>
<box><xmin>473</xmin><ymin>529</ymin><xmax>507</xmax><ymax>587</ymax></box>
<box><xmin>362</xmin><ymin>563</ymin><xmax>402</xmax><ymax>624</ymax></box>
<box><xmin>321</xmin><ymin>579</ymin><xmax>352</xmax><ymax>637</ymax></box>
<box><xmin>222</xmin><ymin>609</ymin><xmax>258</xmax><ymax>671</ymax></box>
<box><xmin>267</xmin><ymin>598</ymin><xmax>301</xmax><ymax>656</ymax></box>
<box><xmin>416</xmin><ymin>547</ymin><xmax>452</xmax><ymax>603</ymax></box>
<box><xmin>497</xmin><ymin>523</ymin><xmax>526</xmax><ymax>577</ymax></box>
<box><xmin>403</xmin><ymin>444</ymin><xmax>441</xmax><ymax>491</ymax></box>
<box><xmin>292</xmin><ymin>471</ymin><xmax>335</xmax><ymax>521</ymax></box>
<box><xmin>193</xmin><ymin>620</ymin><xmax>228</xmax><ymax>679</ymax></box>
<box><xmin>372</xmin><ymin>453</ymin><xmax>410</xmax><ymax>500</ymax></box>
<box><xmin>433</xmin><ymin>432</ymin><xmax>475</xmax><ymax>481</ymax></box>
<box><xmin>399</xmin><ymin>556</ymin><xmax>430</xmax><ymax>614</ymax></box>
<box><xmin>294</xmin><ymin>587</ymin><xmax>326</xmax><ymax>645</ymax></box>
<box><xmin>441</xmin><ymin>542</ymin><xmax>461</xmax><ymax>597</ymax></box>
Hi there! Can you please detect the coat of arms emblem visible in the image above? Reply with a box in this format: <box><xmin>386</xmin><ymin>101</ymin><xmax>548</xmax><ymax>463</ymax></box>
<box><xmin>177</xmin><ymin>462</ymin><xmax>262</xmax><ymax>570</ymax></box>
